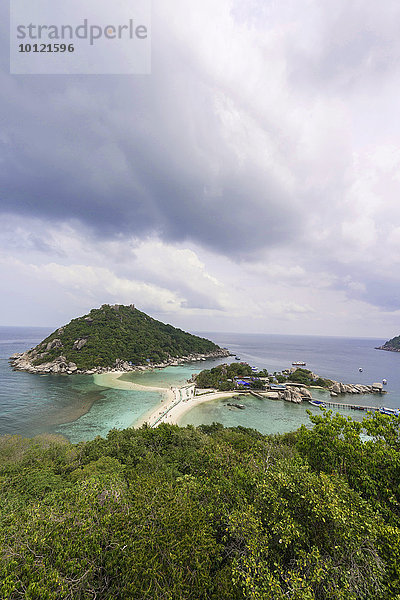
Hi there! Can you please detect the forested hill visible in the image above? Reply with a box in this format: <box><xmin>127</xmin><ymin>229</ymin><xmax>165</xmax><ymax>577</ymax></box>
<box><xmin>14</xmin><ymin>304</ymin><xmax>226</xmax><ymax>371</ymax></box>
<box><xmin>1</xmin><ymin>413</ymin><xmax>400</xmax><ymax>599</ymax></box>
<box><xmin>376</xmin><ymin>334</ymin><xmax>400</xmax><ymax>352</ymax></box>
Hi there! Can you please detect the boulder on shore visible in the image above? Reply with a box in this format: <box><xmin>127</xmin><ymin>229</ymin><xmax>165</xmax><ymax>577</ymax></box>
<box><xmin>283</xmin><ymin>387</ymin><xmax>303</xmax><ymax>404</ymax></box>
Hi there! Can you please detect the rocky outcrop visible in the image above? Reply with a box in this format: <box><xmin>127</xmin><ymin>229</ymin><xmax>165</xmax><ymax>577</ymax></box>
<box><xmin>329</xmin><ymin>382</ymin><xmax>384</xmax><ymax>395</ymax></box>
<box><xmin>376</xmin><ymin>342</ymin><xmax>400</xmax><ymax>352</ymax></box>
<box><xmin>283</xmin><ymin>388</ymin><xmax>302</xmax><ymax>404</ymax></box>
<box><xmin>46</xmin><ymin>338</ymin><xmax>63</xmax><ymax>351</ymax></box>
<box><xmin>9</xmin><ymin>348</ymin><xmax>230</xmax><ymax>376</ymax></box>
<box><xmin>9</xmin><ymin>353</ymin><xmax>78</xmax><ymax>375</ymax></box>
<box><xmin>282</xmin><ymin>386</ymin><xmax>311</xmax><ymax>404</ymax></box>
<box><xmin>73</xmin><ymin>338</ymin><xmax>88</xmax><ymax>351</ymax></box>
<box><xmin>299</xmin><ymin>387</ymin><xmax>312</xmax><ymax>399</ymax></box>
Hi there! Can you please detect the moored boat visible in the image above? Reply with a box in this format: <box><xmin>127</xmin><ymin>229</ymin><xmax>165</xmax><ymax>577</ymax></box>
<box><xmin>309</xmin><ymin>400</ymin><xmax>326</xmax><ymax>408</ymax></box>
<box><xmin>379</xmin><ymin>407</ymin><xmax>400</xmax><ymax>416</ymax></box>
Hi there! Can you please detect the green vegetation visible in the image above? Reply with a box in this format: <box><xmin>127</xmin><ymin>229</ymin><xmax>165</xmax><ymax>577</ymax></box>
<box><xmin>195</xmin><ymin>363</ymin><xmax>267</xmax><ymax>390</ymax></box>
<box><xmin>287</xmin><ymin>368</ymin><xmax>332</xmax><ymax>388</ymax></box>
<box><xmin>1</xmin><ymin>413</ymin><xmax>400</xmax><ymax>599</ymax></box>
<box><xmin>195</xmin><ymin>364</ymin><xmax>331</xmax><ymax>391</ymax></box>
<box><xmin>29</xmin><ymin>304</ymin><xmax>222</xmax><ymax>369</ymax></box>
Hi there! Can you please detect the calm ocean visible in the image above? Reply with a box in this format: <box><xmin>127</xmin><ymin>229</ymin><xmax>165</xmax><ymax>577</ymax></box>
<box><xmin>0</xmin><ymin>327</ymin><xmax>397</xmax><ymax>442</ymax></box>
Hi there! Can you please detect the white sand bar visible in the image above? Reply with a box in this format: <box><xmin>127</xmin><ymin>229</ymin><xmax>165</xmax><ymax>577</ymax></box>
<box><xmin>93</xmin><ymin>371</ymin><xmax>175</xmax><ymax>425</ymax></box>
<box><xmin>93</xmin><ymin>372</ymin><xmax>241</xmax><ymax>429</ymax></box>
<box><xmin>146</xmin><ymin>391</ymin><xmax>240</xmax><ymax>427</ymax></box>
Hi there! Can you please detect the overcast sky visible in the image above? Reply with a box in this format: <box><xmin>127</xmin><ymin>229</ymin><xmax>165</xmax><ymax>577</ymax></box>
<box><xmin>1</xmin><ymin>0</ymin><xmax>400</xmax><ymax>338</ymax></box>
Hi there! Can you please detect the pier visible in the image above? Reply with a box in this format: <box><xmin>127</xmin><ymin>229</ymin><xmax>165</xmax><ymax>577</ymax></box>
<box><xmin>314</xmin><ymin>399</ymin><xmax>380</xmax><ymax>412</ymax></box>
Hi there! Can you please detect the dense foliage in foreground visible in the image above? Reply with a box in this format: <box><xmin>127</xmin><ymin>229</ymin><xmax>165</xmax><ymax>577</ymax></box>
<box><xmin>1</xmin><ymin>412</ymin><xmax>400</xmax><ymax>599</ymax></box>
<box><xmin>30</xmin><ymin>304</ymin><xmax>221</xmax><ymax>369</ymax></box>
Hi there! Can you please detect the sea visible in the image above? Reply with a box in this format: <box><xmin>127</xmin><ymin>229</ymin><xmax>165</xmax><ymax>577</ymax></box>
<box><xmin>1</xmin><ymin>326</ymin><xmax>398</xmax><ymax>443</ymax></box>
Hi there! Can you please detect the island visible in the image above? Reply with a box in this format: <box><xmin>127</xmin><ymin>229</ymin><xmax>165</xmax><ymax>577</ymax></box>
<box><xmin>376</xmin><ymin>334</ymin><xmax>400</xmax><ymax>352</ymax></box>
<box><xmin>9</xmin><ymin>303</ymin><xmax>229</xmax><ymax>375</ymax></box>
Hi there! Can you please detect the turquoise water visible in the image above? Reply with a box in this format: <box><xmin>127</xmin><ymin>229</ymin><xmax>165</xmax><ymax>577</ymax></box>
<box><xmin>118</xmin><ymin>364</ymin><xmax>203</xmax><ymax>388</ymax></box>
<box><xmin>178</xmin><ymin>389</ymin><xmax>367</xmax><ymax>434</ymax></box>
<box><xmin>57</xmin><ymin>387</ymin><xmax>162</xmax><ymax>443</ymax></box>
<box><xmin>0</xmin><ymin>327</ymin><xmax>397</xmax><ymax>441</ymax></box>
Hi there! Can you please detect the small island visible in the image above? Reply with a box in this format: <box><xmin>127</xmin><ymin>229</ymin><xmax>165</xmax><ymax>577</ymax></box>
<box><xmin>376</xmin><ymin>334</ymin><xmax>400</xmax><ymax>352</ymax></box>
<box><xmin>9</xmin><ymin>303</ymin><xmax>229</xmax><ymax>375</ymax></box>
<box><xmin>190</xmin><ymin>363</ymin><xmax>386</xmax><ymax>406</ymax></box>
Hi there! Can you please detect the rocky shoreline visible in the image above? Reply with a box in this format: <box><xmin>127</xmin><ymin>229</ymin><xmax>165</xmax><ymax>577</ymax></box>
<box><xmin>375</xmin><ymin>344</ymin><xmax>400</xmax><ymax>352</ymax></box>
<box><xmin>263</xmin><ymin>385</ymin><xmax>313</xmax><ymax>404</ymax></box>
<box><xmin>329</xmin><ymin>381</ymin><xmax>385</xmax><ymax>395</ymax></box>
<box><xmin>9</xmin><ymin>348</ymin><xmax>231</xmax><ymax>376</ymax></box>
<box><xmin>248</xmin><ymin>381</ymin><xmax>385</xmax><ymax>406</ymax></box>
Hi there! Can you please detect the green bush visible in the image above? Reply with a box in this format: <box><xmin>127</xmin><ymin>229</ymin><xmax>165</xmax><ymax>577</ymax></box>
<box><xmin>0</xmin><ymin>416</ymin><xmax>399</xmax><ymax>599</ymax></box>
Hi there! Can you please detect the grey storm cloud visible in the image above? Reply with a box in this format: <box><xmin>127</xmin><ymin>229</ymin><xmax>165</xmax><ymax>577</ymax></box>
<box><xmin>0</xmin><ymin>82</ymin><xmax>298</xmax><ymax>260</ymax></box>
<box><xmin>0</xmin><ymin>2</ymin><xmax>305</xmax><ymax>259</ymax></box>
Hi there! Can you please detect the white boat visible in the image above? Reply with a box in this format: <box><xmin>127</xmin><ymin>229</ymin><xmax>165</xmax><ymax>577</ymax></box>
<box><xmin>379</xmin><ymin>407</ymin><xmax>400</xmax><ymax>416</ymax></box>
<box><xmin>292</xmin><ymin>361</ymin><xmax>306</xmax><ymax>366</ymax></box>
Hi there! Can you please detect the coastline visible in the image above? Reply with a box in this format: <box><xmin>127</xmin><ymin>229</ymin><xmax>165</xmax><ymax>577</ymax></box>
<box><xmin>3</xmin><ymin>329</ymin><xmax>397</xmax><ymax>441</ymax></box>
<box><xmin>93</xmin><ymin>371</ymin><xmax>242</xmax><ymax>428</ymax></box>
<box><xmin>92</xmin><ymin>372</ymin><xmax>223</xmax><ymax>425</ymax></box>
<box><xmin>93</xmin><ymin>371</ymin><xmax>176</xmax><ymax>427</ymax></box>
<box><xmin>135</xmin><ymin>390</ymin><xmax>242</xmax><ymax>428</ymax></box>
<box><xmin>375</xmin><ymin>345</ymin><xmax>400</xmax><ymax>353</ymax></box>
<box><xmin>9</xmin><ymin>348</ymin><xmax>231</xmax><ymax>376</ymax></box>
<box><xmin>93</xmin><ymin>368</ymin><xmax>387</xmax><ymax>433</ymax></box>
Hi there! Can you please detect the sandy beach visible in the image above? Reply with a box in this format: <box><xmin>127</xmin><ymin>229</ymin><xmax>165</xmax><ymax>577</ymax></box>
<box><xmin>93</xmin><ymin>371</ymin><xmax>240</xmax><ymax>428</ymax></box>
<box><xmin>155</xmin><ymin>391</ymin><xmax>240</xmax><ymax>426</ymax></box>
<box><xmin>133</xmin><ymin>389</ymin><xmax>244</xmax><ymax>428</ymax></box>
<box><xmin>93</xmin><ymin>371</ymin><xmax>177</xmax><ymax>426</ymax></box>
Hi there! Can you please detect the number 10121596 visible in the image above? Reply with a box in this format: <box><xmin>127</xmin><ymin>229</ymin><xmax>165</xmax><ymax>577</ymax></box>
<box><xmin>18</xmin><ymin>43</ymin><xmax>75</xmax><ymax>53</ymax></box>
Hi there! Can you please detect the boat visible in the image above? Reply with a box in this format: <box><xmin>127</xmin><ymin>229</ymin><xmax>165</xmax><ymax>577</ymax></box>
<box><xmin>235</xmin><ymin>356</ymin><xmax>241</xmax><ymax>360</ymax></box>
<box><xmin>227</xmin><ymin>402</ymin><xmax>245</xmax><ymax>410</ymax></box>
<box><xmin>383</xmin><ymin>379</ymin><xmax>387</xmax><ymax>385</ymax></box>
<box><xmin>359</xmin><ymin>367</ymin><xmax>363</xmax><ymax>372</ymax></box>
<box><xmin>292</xmin><ymin>361</ymin><xmax>306</xmax><ymax>366</ymax></box>
<box><xmin>308</xmin><ymin>400</ymin><xmax>326</xmax><ymax>408</ymax></box>
<box><xmin>379</xmin><ymin>407</ymin><xmax>400</xmax><ymax>416</ymax></box>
